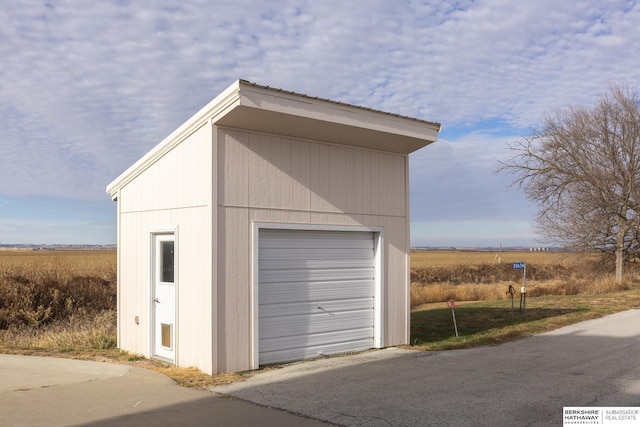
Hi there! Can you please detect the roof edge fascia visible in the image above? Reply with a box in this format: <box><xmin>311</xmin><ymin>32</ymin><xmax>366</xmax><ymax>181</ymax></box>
<box><xmin>236</xmin><ymin>79</ymin><xmax>442</xmax><ymax>131</ymax></box>
<box><xmin>106</xmin><ymin>80</ymin><xmax>242</xmax><ymax>199</ymax></box>
<box><xmin>235</xmin><ymin>81</ymin><xmax>442</xmax><ymax>138</ymax></box>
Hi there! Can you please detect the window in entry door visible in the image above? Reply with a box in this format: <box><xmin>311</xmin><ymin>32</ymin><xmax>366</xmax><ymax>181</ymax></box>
<box><xmin>161</xmin><ymin>241</ymin><xmax>174</xmax><ymax>283</ymax></box>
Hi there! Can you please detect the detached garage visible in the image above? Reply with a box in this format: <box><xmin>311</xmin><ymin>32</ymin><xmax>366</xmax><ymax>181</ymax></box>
<box><xmin>106</xmin><ymin>79</ymin><xmax>439</xmax><ymax>374</ymax></box>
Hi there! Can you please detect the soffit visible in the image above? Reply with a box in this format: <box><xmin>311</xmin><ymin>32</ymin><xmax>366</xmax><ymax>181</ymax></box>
<box><xmin>216</xmin><ymin>105</ymin><xmax>437</xmax><ymax>154</ymax></box>
<box><xmin>215</xmin><ymin>82</ymin><xmax>440</xmax><ymax>154</ymax></box>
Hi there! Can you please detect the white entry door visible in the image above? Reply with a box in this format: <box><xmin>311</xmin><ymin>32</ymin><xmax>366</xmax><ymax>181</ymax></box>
<box><xmin>152</xmin><ymin>233</ymin><xmax>176</xmax><ymax>362</ymax></box>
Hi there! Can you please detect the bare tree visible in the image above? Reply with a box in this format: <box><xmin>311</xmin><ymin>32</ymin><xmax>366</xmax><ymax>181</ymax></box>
<box><xmin>501</xmin><ymin>85</ymin><xmax>640</xmax><ymax>283</ymax></box>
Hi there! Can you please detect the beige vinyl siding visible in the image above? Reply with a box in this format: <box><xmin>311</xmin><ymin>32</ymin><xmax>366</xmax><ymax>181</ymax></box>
<box><xmin>174</xmin><ymin>207</ymin><xmax>212</xmax><ymax>371</ymax></box>
<box><xmin>383</xmin><ymin>217</ymin><xmax>409</xmax><ymax>346</ymax></box>
<box><xmin>117</xmin><ymin>214</ymin><xmax>147</xmax><ymax>356</ymax></box>
<box><xmin>120</xmin><ymin>124</ymin><xmax>211</xmax><ymax>213</ymax></box>
<box><xmin>219</xmin><ymin>128</ymin><xmax>406</xmax><ymax>216</ymax></box>
<box><xmin>216</xmin><ymin>206</ymin><xmax>251</xmax><ymax>373</ymax></box>
<box><xmin>117</xmin><ymin>123</ymin><xmax>213</xmax><ymax>373</ymax></box>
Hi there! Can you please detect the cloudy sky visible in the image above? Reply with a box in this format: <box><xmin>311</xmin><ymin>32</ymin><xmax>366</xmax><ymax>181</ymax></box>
<box><xmin>1</xmin><ymin>0</ymin><xmax>639</xmax><ymax>247</ymax></box>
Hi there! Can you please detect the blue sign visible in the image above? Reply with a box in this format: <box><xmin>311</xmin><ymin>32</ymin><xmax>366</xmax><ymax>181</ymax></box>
<box><xmin>512</xmin><ymin>262</ymin><xmax>526</xmax><ymax>269</ymax></box>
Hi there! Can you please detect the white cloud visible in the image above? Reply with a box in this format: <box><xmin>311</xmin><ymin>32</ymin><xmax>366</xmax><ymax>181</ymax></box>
<box><xmin>1</xmin><ymin>0</ymin><xmax>639</xmax><ymax>243</ymax></box>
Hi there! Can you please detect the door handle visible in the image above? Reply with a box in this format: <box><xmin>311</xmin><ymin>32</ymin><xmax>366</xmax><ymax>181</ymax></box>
<box><xmin>153</xmin><ymin>298</ymin><xmax>160</xmax><ymax>303</ymax></box>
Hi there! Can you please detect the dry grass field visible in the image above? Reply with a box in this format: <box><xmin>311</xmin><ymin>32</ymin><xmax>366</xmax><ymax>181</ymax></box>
<box><xmin>410</xmin><ymin>249</ymin><xmax>598</xmax><ymax>268</ymax></box>
<box><xmin>0</xmin><ymin>249</ymin><xmax>116</xmax><ymax>275</ymax></box>
<box><xmin>410</xmin><ymin>249</ymin><xmax>639</xmax><ymax>307</ymax></box>
<box><xmin>0</xmin><ymin>250</ymin><xmax>116</xmax><ymax>347</ymax></box>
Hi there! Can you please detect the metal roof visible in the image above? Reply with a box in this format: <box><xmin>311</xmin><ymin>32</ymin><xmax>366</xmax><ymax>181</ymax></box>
<box><xmin>238</xmin><ymin>79</ymin><xmax>442</xmax><ymax>131</ymax></box>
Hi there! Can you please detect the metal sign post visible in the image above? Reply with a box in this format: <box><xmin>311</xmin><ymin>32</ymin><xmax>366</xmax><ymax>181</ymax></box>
<box><xmin>447</xmin><ymin>299</ymin><xmax>459</xmax><ymax>338</ymax></box>
<box><xmin>512</xmin><ymin>262</ymin><xmax>527</xmax><ymax>313</ymax></box>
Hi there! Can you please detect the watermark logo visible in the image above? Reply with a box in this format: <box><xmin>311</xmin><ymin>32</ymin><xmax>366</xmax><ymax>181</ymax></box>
<box><xmin>563</xmin><ymin>407</ymin><xmax>639</xmax><ymax>426</ymax></box>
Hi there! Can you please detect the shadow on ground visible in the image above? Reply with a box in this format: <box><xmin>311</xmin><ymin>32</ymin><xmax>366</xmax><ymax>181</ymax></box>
<box><xmin>411</xmin><ymin>304</ymin><xmax>583</xmax><ymax>347</ymax></box>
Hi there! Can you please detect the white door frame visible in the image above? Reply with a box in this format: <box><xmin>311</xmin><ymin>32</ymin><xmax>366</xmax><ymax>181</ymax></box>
<box><xmin>150</xmin><ymin>228</ymin><xmax>178</xmax><ymax>364</ymax></box>
<box><xmin>250</xmin><ymin>222</ymin><xmax>384</xmax><ymax>369</ymax></box>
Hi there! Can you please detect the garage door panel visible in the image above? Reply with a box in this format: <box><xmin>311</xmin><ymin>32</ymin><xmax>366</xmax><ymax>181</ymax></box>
<box><xmin>259</xmin><ymin>268</ymin><xmax>374</xmax><ymax>283</ymax></box>
<box><xmin>259</xmin><ymin>298</ymin><xmax>374</xmax><ymax>318</ymax></box>
<box><xmin>259</xmin><ymin>280</ymin><xmax>374</xmax><ymax>304</ymax></box>
<box><xmin>260</xmin><ymin>247</ymin><xmax>374</xmax><ymax>260</ymax></box>
<box><xmin>259</xmin><ymin>310</ymin><xmax>374</xmax><ymax>339</ymax></box>
<box><xmin>259</xmin><ymin>328</ymin><xmax>373</xmax><ymax>353</ymax></box>
<box><xmin>260</xmin><ymin>231</ymin><xmax>374</xmax><ymax>249</ymax></box>
<box><xmin>260</xmin><ymin>239</ymin><xmax>373</xmax><ymax>249</ymax></box>
<box><xmin>260</xmin><ymin>258</ymin><xmax>375</xmax><ymax>270</ymax></box>
<box><xmin>260</xmin><ymin>338</ymin><xmax>373</xmax><ymax>365</ymax></box>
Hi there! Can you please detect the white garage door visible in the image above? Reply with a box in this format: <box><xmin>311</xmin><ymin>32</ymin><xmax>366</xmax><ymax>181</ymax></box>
<box><xmin>258</xmin><ymin>229</ymin><xmax>376</xmax><ymax>365</ymax></box>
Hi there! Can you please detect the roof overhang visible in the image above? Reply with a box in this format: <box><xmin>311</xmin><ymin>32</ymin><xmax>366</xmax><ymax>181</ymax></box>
<box><xmin>107</xmin><ymin>79</ymin><xmax>440</xmax><ymax>200</ymax></box>
<box><xmin>218</xmin><ymin>81</ymin><xmax>440</xmax><ymax>154</ymax></box>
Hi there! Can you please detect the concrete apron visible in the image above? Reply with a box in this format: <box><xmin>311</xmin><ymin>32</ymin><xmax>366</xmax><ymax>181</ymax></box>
<box><xmin>0</xmin><ymin>354</ymin><xmax>328</xmax><ymax>427</ymax></box>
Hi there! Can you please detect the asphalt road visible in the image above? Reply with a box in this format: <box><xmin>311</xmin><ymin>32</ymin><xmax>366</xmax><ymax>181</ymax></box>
<box><xmin>212</xmin><ymin>310</ymin><xmax>640</xmax><ymax>426</ymax></box>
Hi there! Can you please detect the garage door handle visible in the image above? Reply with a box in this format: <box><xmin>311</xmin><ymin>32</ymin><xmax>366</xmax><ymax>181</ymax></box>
<box><xmin>153</xmin><ymin>298</ymin><xmax>160</xmax><ymax>303</ymax></box>
<box><xmin>317</xmin><ymin>306</ymin><xmax>334</xmax><ymax>315</ymax></box>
